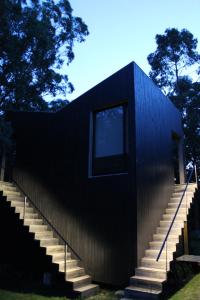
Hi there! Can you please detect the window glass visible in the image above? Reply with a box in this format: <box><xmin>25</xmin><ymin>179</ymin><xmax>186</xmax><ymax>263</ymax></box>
<box><xmin>95</xmin><ymin>106</ymin><xmax>124</xmax><ymax>158</ymax></box>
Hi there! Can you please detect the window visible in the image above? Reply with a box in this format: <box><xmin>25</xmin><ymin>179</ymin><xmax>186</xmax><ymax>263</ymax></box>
<box><xmin>92</xmin><ymin>104</ymin><xmax>128</xmax><ymax>176</ymax></box>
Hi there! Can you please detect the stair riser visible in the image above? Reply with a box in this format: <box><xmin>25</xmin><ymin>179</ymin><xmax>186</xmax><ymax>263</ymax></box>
<box><xmin>72</xmin><ymin>277</ymin><xmax>91</xmax><ymax>289</ymax></box>
<box><xmin>0</xmin><ymin>186</ymin><xmax>17</xmax><ymax>191</ymax></box>
<box><xmin>173</xmin><ymin>191</ymin><xmax>194</xmax><ymax>196</ymax></box>
<box><xmin>156</xmin><ymin>228</ymin><xmax>181</xmax><ymax>235</ymax></box>
<box><xmin>136</xmin><ymin>269</ymin><xmax>166</xmax><ymax>280</ymax></box>
<box><xmin>66</xmin><ymin>268</ymin><xmax>85</xmax><ymax>279</ymax></box>
<box><xmin>52</xmin><ymin>253</ymin><xmax>71</xmax><ymax>262</ymax></box>
<box><xmin>170</xmin><ymin>198</ymin><xmax>192</xmax><ymax>204</ymax></box>
<box><xmin>3</xmin><ymin>191</ymin><xmax>21</xmax><ymax>196</ymax></box>
<box><xmin>40</xmin><ymin>239</ymin><xmax>59</xmax><ymax>246</ymax></box>
<box><xmin>15</xmin><ymin>207</ymin><xmax>34</xmax><ymax>214</ymax></box>
<box><xmin>10</xmin><ymin>201</ymin><xmax>30</xmax><ymax>208</ymax></box>
<box><xmin>141</xmin><ymin>260</ymin><xmax>170</xmax><ymax>271</ymax></box>
<box><xmin>162</xmin><ymin>215</ymin><xmax>186</xmax><ymax>221</ymax></box>
<box><xmin>166</xmin><ymin>208</ymin><xmax>188</xmax><ymax>214</ymax></box>
<box><xmin>46</xmin><ymin>246</ymin><xmax>65</xmax><ymax>254</ymax></box>
<box><xmin>76</xmin><ymin>286</ymin><xmax>99</xmax><ymax>299</ymax></box>
<box><xmin>7</xmin><ymin>196</ymin><xmax>24</xmax><ymax>201</ymax></box>
<box><xmin>149</xmin><ymin>244</ymin><xmax>176</xmax><ymax>251</ymax></box>
<box><xmin>145</xmin><ymin>252</ymin><xmax>173</xmax><ymax>260</ymax></box>
<box><xmin>153</xmin><ymin>234</ymin><xmax>178</xmax><ymax>242</ymax></box>
<box><xmin>174</xmin><ymin>186</ymin><xmax>196</xmax><ymax>193</ymax></box>
<box><xmin>130</xmin><ymin>278</ymin><xmax>163</xmax><ymax>290</ymax></box>
<box><xmin>159</xmin><ymin>221</ymin><xmax>183</xmax><ymax>228</ymax></box>
<box><xmin>35</xmin><ymin>232</ymin><xmax>54</xmax><ymax>239</ymax></box>
<box><xmin>24</xmin><ymin>219</ymin><xmax>43</xmax><ymax>225</ymax></box>
<box><xmin>20</xmin><ymin>213</ymin><xmax>39</xmax><ymax>219</ymax></box>
<box><xmin>59</xmin><ymin>260</ymin><xmax>78</xmax><ymax>271</ymax></box>
<box><xmin>125</xmin><ymin>288</ymin><xmax>160</xmax><ymax>300</ymax></box>
<box><xmin>0</xmin><ymin>181</ymin><xmax>13</xmax><ymax>186</ymax></box>
<box><xmin>29</xmin><ymin>225</ymin><xmax>48</xmax><ymax>232</ymax></box>
<box><xmin>168</xmin><ymin>203</ymin><xmax>191</xmax><ymax>208</ymax></box>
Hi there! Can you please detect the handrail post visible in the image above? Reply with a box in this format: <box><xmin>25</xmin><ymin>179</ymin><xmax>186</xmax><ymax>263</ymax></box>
<box><xmin>24</xmin><ymin>196</ymin><xmax>27</xmax><ymax>220</ymax></box>
<box><xmin>184</xmin><ymin>221</ymin><xmax>189</xmax><ymax>254</ymax></box>
<box><xmin>194</xmin><ymin>164</ymin><xmax>198</xmax><ymax>186</ymax></box>
<box><xmin>165</xmin><ymin>240</ymin><xmax>168</xmax><ymax>275</ymax></box>
<box><xmin>65</xmin><ymin>242</ymin><xmax>67</xmax><ymax>279</ymax></box>
<box><xmin>186</xmin><ymin>190</ymin><xmax>187</xmax><ymax>219</ymax></box>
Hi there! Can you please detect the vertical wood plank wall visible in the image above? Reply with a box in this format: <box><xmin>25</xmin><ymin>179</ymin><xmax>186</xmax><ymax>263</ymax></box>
<box><xmin>134</xmin><ymin>63</ymin><xmax>184</xmax><ymax>263</ymax></box>
<box><xmin>9</xmin><ymin>62</ymin><xmax>184</xmax><ymax>285</ymax></box>
<box><xmin>11</xmin><ymin>64</ymin><xmax>137</xmax><ymax>286</ymax></box>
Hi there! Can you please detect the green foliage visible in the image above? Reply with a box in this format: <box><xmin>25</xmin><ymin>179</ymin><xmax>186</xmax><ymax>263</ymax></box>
<box><xmin>0</xmin><ymin>288</ymin><xmax>116</xmax><ymax>300</ymax></box>
<box><xmin>147</xmin><ymin>28</ymin><xmax>200</xmax><ymax>94</ymax></box>
<box><xmin>0</xmin><ymin>0</ymin><xmax>89</xmax><ymax>112</ymax></box>
<box><xmin>169</xmin><ymin>273</ymin><xmax>200</xmax><ymax>300</ymax></box>
<box><xmin>47</xmin><ymin>98</ymin><xmax>69</xmax><ymax>112</ymax></box>
<box><xmin>148</xmin><ymin>28</ymin><xmax>200</xmax><ymax>167</ymax></box>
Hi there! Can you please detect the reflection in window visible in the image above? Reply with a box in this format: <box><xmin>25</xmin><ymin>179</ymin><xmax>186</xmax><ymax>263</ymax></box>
<box><xmin>94</xmin><ymin>106</ymin><xmax>125</xmax><ymax>158</ymax></box>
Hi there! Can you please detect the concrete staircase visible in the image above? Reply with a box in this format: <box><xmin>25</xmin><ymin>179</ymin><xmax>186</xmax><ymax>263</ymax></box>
<box><xmin>123</xmin><ymin>183</ymin><xmax>197</xmax><ymax>300</ymax></box>
<box><xmin>0</xmin><ymin>181</ymin><xmax>99</xmax><ymax>298</ymax></box>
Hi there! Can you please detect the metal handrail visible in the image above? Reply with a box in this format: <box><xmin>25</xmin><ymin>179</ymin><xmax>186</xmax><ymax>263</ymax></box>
<box><xmin>12</xmin><ymin>179</ymin><xmax>82</xmax><ymax>278</ymax></box>
<box><xmin>156</xmin><ymin>165</ymin><xmax>197</xmax><ymax>262</ymax></box>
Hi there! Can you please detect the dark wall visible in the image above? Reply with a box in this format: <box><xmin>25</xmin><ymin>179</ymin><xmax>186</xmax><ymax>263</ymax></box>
<box><xmin>8</xmin><ymin>62</ymin><xmax>184</xmax><ymax>285</ymax></box>
<box><xmin>11</xmin><ymin>63</ymin><xmax>137</xmax><ymax>286</ymax></box>
<box><xmin>134</xmin><ymin>63</ymin><xmax>184</xmax><ymax>263</ymax></box>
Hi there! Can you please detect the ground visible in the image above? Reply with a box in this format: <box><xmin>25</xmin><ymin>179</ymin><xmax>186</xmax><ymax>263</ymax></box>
<box><xmin>1</xmin><ymin>275</ymin><xmax>200</xmax><ymax>300</ymax></box>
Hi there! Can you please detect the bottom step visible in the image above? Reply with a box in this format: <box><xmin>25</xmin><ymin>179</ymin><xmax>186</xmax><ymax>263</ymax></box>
<box><xmin>125</xmin><ymin>285</ymin><xmax>161</xmax><ymax>299</ymax></box>
<box><xmin>68</xmin><ymin>275</ymin><xmax>91</xmax><ymax>288</ymax></box>
<box><xmin>74</xmin><ymin>284</ymin><xmax>99</xmax><ymax>298</ymax></box>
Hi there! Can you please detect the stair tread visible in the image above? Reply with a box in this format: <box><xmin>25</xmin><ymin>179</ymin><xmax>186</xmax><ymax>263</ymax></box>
<box><xmin>74</xmin><ymin>283</ymin><xmax>98</xmax><ymax>292</ymax></box>
<box><xmin>46</xmin><ymin>245</ymin><xmax>64</xmax><ymax>249</ymax></box>
<box><xmin>142</xmin><ymin>257</ymin><xmax>165</xmax><ymax>262</ymax></box>
<box><xmin>67</xmin><ymin>267</ymin><xmax>84</xmax><ymax>272</ymax></box>
<box><xmin>146</xmin><ymin>249</ymin><xmax>173</xmax><ymax>253</ymax></box>
<box><xmin>137</xmin><ymin>266</ymin><xmax>166</xmax><ymax>272</ymax></box>
<box><xmin>25</xmin><ymin>218</ymin><xmax>43</xmax><ymax>221</ymax></box>
<box><xmin>131</xmin><ymin>275</ymin><xmax>165</xmax><ymax>283</ymax></box>
<box><xmin>55</xmin><ymin>258</ymin><xmax>77</xmax><ymax>264</ymax></box>
<box><xmin>160</xmin><ymin>220</ymin><xmax>183</xmax><ymax>223</ymax></box>
<box><xmin>39</xmin><ymin>237</ymin><xmax>57</xmax><ymax>240</ymax></box>
<box><xmin>125</xmin><ymin>285</ymin><xmax>162</xmax><ymax>294</ymax></box>
<box><xmin>68</xmin><ymin>275</ymin><xmax>91</xmax><ymax>283</ymax></box>
<box><xmin>150</xmin><ymin>240</ymin><xmax>175</xmax><ymax>244</ymax></box>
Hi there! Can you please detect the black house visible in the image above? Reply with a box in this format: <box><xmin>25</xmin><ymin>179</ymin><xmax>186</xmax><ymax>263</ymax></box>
<box><xmin>4</xmin><ymin>62</ymin><xmax>193</xmax><ymax>298</ymax></box>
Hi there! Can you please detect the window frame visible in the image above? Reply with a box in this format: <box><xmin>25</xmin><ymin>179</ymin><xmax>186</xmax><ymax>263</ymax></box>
<box><xmin>91</xmin><ymin>103</ymin><xmax>128</xmax><ymax>176</ymax></box>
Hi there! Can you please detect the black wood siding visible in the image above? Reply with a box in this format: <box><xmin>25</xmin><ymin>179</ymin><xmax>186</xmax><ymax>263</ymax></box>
<box><xmin>134</xmin><ymin>63</ymin><xmax>184</xmax><ymax>263</ymax></box>
<box><xmin>8</xmin><ymin>62</ymin><xmax>184</xmax><ymax>285</ymax></box>
<box><xmin>10</xmin><ymin>63</ymin><xmax>137</xmax><ymax>286</ymax></box>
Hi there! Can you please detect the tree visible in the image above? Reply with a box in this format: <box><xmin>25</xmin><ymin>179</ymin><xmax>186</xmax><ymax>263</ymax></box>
<box><xmin>0</xmin><ymin>0</ymin><xmax>89</xmax><ymax>112</ymax></box>
<box><xmin>148</xmin><ymin>28</ymin><xmax>200</xmax><ymax>172</ymax></box>
<box><xmin>47</xmin><ymin>98</ymin><xmax>69</xmax><ymax>112</ymax></box>
<box><xmin>148</xmin><ymin>28</ymin><xmax>200</xmax><ymax>95</ymax></box>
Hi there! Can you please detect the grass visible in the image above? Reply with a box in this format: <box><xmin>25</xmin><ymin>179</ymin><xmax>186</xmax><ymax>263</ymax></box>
<box><xmin>1</xmin><ymin>273</ymin><xmax>200</xmax><ymax>300</ymax></box>
<box><xmin>169</xmin><ymin>273</ymin><xmax>200</xmax><ymax>300</ymax></box>
<box><xmin>0</xmin><ymin>288</ymin><xmax>116</xmax><ymax>300</ymax></box>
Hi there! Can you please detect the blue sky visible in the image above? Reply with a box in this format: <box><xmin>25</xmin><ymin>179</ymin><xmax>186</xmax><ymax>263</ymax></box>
<box><xmin>65</xmin><ymin>0</ymin><xmax>200</xmax><ymax>101</ymax></box>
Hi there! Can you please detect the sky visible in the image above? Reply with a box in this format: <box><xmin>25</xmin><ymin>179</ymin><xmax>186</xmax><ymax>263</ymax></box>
<box><xmin>64</xmin><ymin>0</ymin><xmax>200</xmax><ymax>101</ymax></box>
